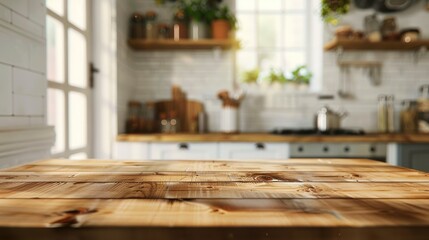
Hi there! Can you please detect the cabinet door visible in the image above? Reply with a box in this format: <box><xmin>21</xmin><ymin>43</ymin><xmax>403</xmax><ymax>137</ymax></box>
<box><xmin>398</xmin><ymin>144</ymin><xmax>429</xmax><ymax>173</ymax></box>
<box><xmin>219</xmin><ymin>143</ymin><xmax>290</xmax><ymax>160</ymax></box>
<box><xmin>114</xmin><ymin>142</ymin><xmax>150</xmax><ymax>160</ymax></box>
<box><xmin>150</xmin><ymin>143</ymin><xmax>218</xmax><ymax>160</ymax></box>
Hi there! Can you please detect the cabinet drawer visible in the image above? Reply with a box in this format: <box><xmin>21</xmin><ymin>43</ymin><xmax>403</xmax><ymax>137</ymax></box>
<box><xmin>150</xmin><ymin>143</ymin><xmax>218</xmax><ymax>160</ymax></box>
<box><xmin>219</xmin><ymin>143</ymin><xmax>290</xmax><ymax>160</ymax></box>
<box><xmin>114</xmin><ymin>142</ymin><xmax>150</xmax><ymax>160</ymax></box>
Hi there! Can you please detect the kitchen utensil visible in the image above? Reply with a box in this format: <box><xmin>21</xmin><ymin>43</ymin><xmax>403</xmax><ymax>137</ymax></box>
<box><xmin>338</xmin><ymin>66</ymin><xmax>353</xmax><ymax>99</ymax></box>
<box><xmin>354</xmin><ymin>0</ymin><xmax>376</xmax><ymax>9</ymax></box>
<box><xmin>314</xmin><ymin>106</ymin><xmax>348</xmax><ymax>131</ymax></box>
<box><xmin>373</xmin><ymin>0</ymin><xmax>416</xmax><ymax>12</ymax></box>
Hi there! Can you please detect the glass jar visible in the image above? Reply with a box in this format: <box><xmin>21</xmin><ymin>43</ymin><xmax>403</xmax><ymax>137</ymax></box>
<box><xmin>377</xmin><ymin>95</ymin><xmax>387</xmax><ymax>133</ymax></box>
<box><xmin>145</xmin><ymin>11</ymin><xmax>158</xmax><ymax>40</ymax></box>
<box><xmin>158</xmin><ymin>24</ymin><xmax>171</xmax><ymax>40</ymax></box>
<box><xmin>418</xmin><ymin>85</ymin><xmax>429</xmax><ymax>133</ymax></box>
<box><xmin>129</xmin><ymin>12</ymin><xmax>145</xmax><ymax>39</ymax></box>
<box><xmin>173</xmin><ymin>10</ymin><xmax>188</xmax><ymax>40</ymax></box>
<box><xmin>126</xmin><ymin>101</ymin><xmax>142</xmax><ymax>133</ymax></box>
<box><xmin>400</xmin><ymin>100</ymin><xmax>418</xmax><ymax>133</ymax></box>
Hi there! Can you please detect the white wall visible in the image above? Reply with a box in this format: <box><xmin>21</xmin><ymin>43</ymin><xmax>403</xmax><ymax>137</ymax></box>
<box><xmin>0</xmin><ymin>0</ymin><xmax>53</xmax><ymax>167</ymax></box>
<box><xmin>119</xmin><ymin>1</ymin><xmax>429</xmax><ymax>133</ymax></box>
<box><xmin>117</xmin><ymin>0</ymin><xmax>137</xmax><ymax>134</ymax></box>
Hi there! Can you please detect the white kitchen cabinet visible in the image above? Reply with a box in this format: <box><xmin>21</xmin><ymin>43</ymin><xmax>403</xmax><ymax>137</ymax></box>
<box><xmin>218</xmin><ymin>143</ymin><xmax>290</xmax><ymax>160</ymax></box>
<box><xmin>114</xmin><ymin>142</ymin><xmax>150</xmax><ymax>160</ymax></box>
<box><xmin>150</xmin><ymin>143</ymin><xmax>218</xmax><ymax>160</ymax></box>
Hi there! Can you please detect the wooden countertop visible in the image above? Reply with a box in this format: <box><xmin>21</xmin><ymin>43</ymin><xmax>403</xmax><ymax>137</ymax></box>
<box><xmin>0</xmin><ymin>159</ymin><xmax>429</xmax><ymax>240</ymax></box>
<box><xmin>117</xmin><ymin>133</ymin><xmax>429</xmax><ymax>143</ymax></box>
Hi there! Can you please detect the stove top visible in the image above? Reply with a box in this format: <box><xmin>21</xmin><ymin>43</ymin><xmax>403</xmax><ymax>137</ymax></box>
<box><xmin>271</xmin><ymin>128</ymin><xmax>366</xmax><ymax>136</ymax></box>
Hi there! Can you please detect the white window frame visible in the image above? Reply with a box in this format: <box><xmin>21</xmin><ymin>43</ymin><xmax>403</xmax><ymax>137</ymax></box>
<box><xmin>235</xmin><ymin>0</ymin><xmax>322</xmax><ymax>91</ymax></box>
<box><xmin>46</xmin><ymin>0</ymin><xmax>93</xmax><ymax>159</ymax></box>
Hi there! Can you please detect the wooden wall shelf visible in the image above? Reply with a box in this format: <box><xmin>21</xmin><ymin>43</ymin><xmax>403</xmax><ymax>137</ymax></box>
<box><xmin>128</xmin><ymin>39</ymin><xmax>238</xmax><ymax>50</ymax></box>
<box><xmin>324</xmin><ymin>39</ymin><xmax>429</xmax><ymax>51</ymax></box>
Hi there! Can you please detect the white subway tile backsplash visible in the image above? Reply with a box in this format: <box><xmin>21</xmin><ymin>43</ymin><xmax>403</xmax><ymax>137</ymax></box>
<box><xmin>0</xmin><ymin>116</ymin><xmax>30</xmax><ymax>129</ymax></box>
<box><xmin>28</xmin><ymin>0</ymin><xmax>45</xmax><ymax>26</ymax></box>
<box><xmin>0</xmin><ymin>26</ymin><xmax>31</xmax><ymax>69</ymax></box>
<box><xmin>13</xmin><ymin>94</ymin><xmax>44</xmax><ymax>116</ymax></box>
<box><xmin>29</xmin><ymin>41</ymin><xmax>45</xmax><ymax>73</ymax></box>
<box><xmin>0</xmin><ymin>0</ymin><xmax>27</xmax><ymax>16</ymax></box>
<box><xmin>30</xmin><ymin>116</ymin><xmax>45</xmax><ymax>126</ymax></box>
<box><xmin>0</xmin><ymin>3</ymin><xmax>11</xmax><ymax>22</ymax></box>
<box><xmin>13</xmin><ymin>67</ymin><xmax>46</xmax><ymax>97</ymax></box>
<box><xmin>12</xmin><ymin>12</ymin><xmax>43</xmax><ymax>37</ymax></box>
<box><xmin>0</xmin><ymin>63</ymin><xmax>12</xmax><ymax>115</ymax></box>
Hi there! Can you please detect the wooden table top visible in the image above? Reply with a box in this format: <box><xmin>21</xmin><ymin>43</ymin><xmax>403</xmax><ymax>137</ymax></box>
<box><xmin>1</xmin><ymin>159</ymin><xmax>429</xmax><ymax>240</ymax></box>
<box><xmin>117</xmin><ymin>133</ymin><xmax>429</xmax><ymax>143</ymax></box>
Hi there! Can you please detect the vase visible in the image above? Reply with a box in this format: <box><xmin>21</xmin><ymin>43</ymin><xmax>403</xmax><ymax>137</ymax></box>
<box><xmin>211</xmin><ymin>19</ymin><xmax>230</xmax><ymax>39</ymax></box>
<box><xmin>189</xmin><ymin>20</ymin><xmax>209</xmax><ymax>40</ymax></box>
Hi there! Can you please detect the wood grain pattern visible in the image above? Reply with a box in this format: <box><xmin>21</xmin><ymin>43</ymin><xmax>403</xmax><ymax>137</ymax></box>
<box><xmin>324</xmin><ymin>39</ymin><xmax>429</xmax><ymax>51</ymax></box>
<box><xmin>116</xmin><ymin>132</ymin><xmax>429</xmax><ymax>143</ymax></box>
<box><xmin>1</xmin><ymin>181</ymin><xmax>429</xmax><ymax>199</ymax></box>
<box><xmin>0</xmin><ymin>159</ymin><xmax>428</xmax><ymax>240</ymax></box>
<box><xmin>128</xmin><ymin>39</ymin><xmax>239</xmax><ymax>50</ymax></box>
<box><xmin>6</xmin><ymin>159</ymin><xmax>405</xmax><ymax>173</ymax></box>
<box><xmin>0</xmin><ymin>171</ymin><xmax>427</xmax><ymax>183</ymax></box>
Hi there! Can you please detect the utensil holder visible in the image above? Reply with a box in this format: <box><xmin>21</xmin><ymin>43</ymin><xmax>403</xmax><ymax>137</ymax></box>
<box><xmin>221</xmin><ymin>107</ymin><xmax>239</xmax><ymax>133</ymax></box>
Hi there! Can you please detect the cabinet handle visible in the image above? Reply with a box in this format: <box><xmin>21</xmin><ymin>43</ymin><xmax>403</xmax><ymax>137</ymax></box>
<box><xmin>179</xmin><ymin>143</ymin><xmax>189</xmax><ymax>150</ymax></box>
<box><xmin>323</xmin><ymin>146</ymin><xmax>329</xmax><ymax>153</ymax></box>
<box><xmin>256</xmin><ymin>143</ymin><xmax>265</xmax><ymax>150</ymax></box>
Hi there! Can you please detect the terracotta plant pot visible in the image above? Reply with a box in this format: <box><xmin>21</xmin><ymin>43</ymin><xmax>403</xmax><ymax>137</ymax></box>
<box><xmin>211</xmin><ymin>20</ymin><xmax>230</xmax><ymax>39</ymax></box>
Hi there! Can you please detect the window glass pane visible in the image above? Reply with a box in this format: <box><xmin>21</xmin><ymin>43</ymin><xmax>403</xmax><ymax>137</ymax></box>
<box><xmin>258</xmin><ymin>14</ymin><xmax>282</xmax><ymax>48</ymax></box>
<box><xmin>46</xmin><ymin>16</ymin><xmax>65</xmax><ymax>83</ymax></box>
<box><xmin>237</xmin><ymin>50</ymin><xmax>257</xmax><ymax>73</ymax></box>
<box><xmin>47</xmin><ymin>89</ymin><xmax>65</xmax><ymax>154</ymax></box>
<box><xmin>257</xmin><ymin>0</ymin><xmax>282</xmax><ymax>11</ymax></box>
<box><xmin>284</xmin><ymin>0</ymin><xmax>306</xmax><ymax>11</ymax></box>
<box><xmin>46</xmin><ymin>0</ymin><xmax>64</xmax><ymax>16</ymax></box>
<box><xmin>236</xmin><ymin>0</ymin><xmax>256</xmax><ymax>11</ymax></box>
<box><xmin>236</xmin><ymin>13</ymin><xmax>256</xmax><ymax>48</ymax></box>
<box><xmin>258</xmin><ymin>51</ymin><xmax>282</xmax><ymax>71</ymax></box>
<box><xmin>284</xmin><ymin>14</ymin><xmax>306</xmax><ymax>49</ymax></box>
<box><xmin>68</xmin><ymin>28</ymin><xmax>88</xmax><ymax>88</ymax></box>
<box><xmin>69</xmin><ymin>152</ymin><xmax>88</xmax><ymax>160</ymax></box>
<box><xmin>284</xmin><ymin>51</ymin><xmax>306</xmax><ymax>72</ymax></box>
<box><xmin>68</xmin><ymin>91</ymin><xmax>87</xmax><ymax>150</ymax></box>
<box><xmin>68</xmin><ymin>0</ymin><xmax>86</xmax><ymax>30</ymax></box>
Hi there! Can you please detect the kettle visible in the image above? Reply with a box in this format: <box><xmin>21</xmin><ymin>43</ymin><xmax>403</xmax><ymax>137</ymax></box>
<box><xmin>314</xmin><ymin>106</ymin><xmax>348</xmax><ymax>131</ymax></box>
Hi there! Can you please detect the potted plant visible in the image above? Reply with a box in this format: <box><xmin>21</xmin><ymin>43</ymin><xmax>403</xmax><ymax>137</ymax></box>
<box><xmin>289</xmin><ymin>65</ymin><xmax>312</xmax><ymax>91</ymax></box>
<box><xmin>208</xmin><ymin>5</ymin><xmax>237</xmax><ymax>39</ymax></box>
<box><xmin>321</xmin><ymin>0</ymin><xmax>350</xmax><ymax>25</ymax></box>
<box><xmin>178</xmin><ymin>0</ymin><xmax>211</xmax><ymax>39</ymax></box>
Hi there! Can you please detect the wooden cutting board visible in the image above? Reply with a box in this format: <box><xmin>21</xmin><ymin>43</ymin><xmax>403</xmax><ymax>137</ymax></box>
<box><xmin>152</xmin><ymin>100</ymin><xmax>203</xmax><ymax>133</ymax></box>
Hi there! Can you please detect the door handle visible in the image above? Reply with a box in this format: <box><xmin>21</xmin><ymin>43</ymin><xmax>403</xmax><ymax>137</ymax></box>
<box><xmin>89</xmin><ymin>63</ymin><xmax>99</xmax><ymax>88</ymax></box>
